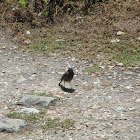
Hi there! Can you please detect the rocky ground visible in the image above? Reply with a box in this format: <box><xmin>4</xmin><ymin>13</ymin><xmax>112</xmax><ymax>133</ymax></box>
<box><xmin>0</xmin><ymin>30</ymin><xmax>140</xmax><ymax>140</ymax></box>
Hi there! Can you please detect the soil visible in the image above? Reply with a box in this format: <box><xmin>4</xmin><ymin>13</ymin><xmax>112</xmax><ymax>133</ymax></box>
<box><xmin>0</xmin><ymin>28</ymin><xmax>140</xmax><ymax>140</ymax></box>
<box><xmin>0</xmin><ymin>0</ymin><xmax>140</xmax><ymax>139</ymax></box>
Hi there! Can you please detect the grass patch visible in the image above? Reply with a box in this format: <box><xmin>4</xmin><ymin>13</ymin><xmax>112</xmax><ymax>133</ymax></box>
<box><xmin>107</xmin><ymin>43</ymin><xmax>140</xmax><ymax>67</ymax></box>
<box><xmin>19</xmin><ymin>38</ymin><xmax>78</xmax><ymax>56</ymax></box>
<box><xmin>41</xmin><ymin>118</ymin><xmax>75</xmax><ymax>132</ymax></box>
<box><xmin>7</xmin><ymin>112</ymin><xmax>40</xmax><ymax>123</ymax></box>
<box><xmin>19</xmin><ymin>37</ymin><xmax>99</xmax><ymax>59</ymax></box>
<box><xmin>84</xmin><ymin>65</ymin><xmax>103</xmax><ymax>75</ymax></box>
<box><xmin>7</xmin><ymin>112</ymin><xmax>75</xmax><ymax>132</ymax></box>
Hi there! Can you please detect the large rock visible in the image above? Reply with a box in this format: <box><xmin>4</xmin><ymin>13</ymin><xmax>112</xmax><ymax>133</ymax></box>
<box><xmin>0</xmin><ymin>118</ymin><xmax>26</xmax><ymax>133</ymax></box>
<box><xmin>18</xmin><ymin>95</ymin><xmax>56</xmax><ymax>107</ymax></box>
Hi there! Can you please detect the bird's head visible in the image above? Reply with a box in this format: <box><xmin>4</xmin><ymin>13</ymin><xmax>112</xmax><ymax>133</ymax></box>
<box><xmin>68</xmin><ymin>68</ymin><xmax>74</xmax><ymax>74</ymax></box>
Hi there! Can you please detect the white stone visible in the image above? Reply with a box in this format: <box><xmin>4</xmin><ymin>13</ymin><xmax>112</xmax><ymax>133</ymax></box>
<box><xmin>117</xmin><ymin>31</ymin><xmax>125</xmax><ymax>35</ymax></box>
<box><xmin>117</xmin><ymin>63</ymin><xmax>123</xmax><ymax>66</ymax></box>
<box><xmin>110</xmin><ymin>38</ymin><xmax>120</xmax><ymax>43</ymax></box>
<box><xmin>55</xmin><ymin>39</ymin><xmax>65</xmax><ymax>42</ymax></box>
<box><xmin>26</xmin><ymin>31</ymin><xmax>31</xmax><ymax>35</ymax></box>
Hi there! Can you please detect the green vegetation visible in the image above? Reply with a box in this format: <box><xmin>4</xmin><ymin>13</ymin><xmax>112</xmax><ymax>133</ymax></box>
<box><xmin>19</xmin><ymin>0</ymin><xmax>26</xmax><ymax>7</ymax></box>
<box><xmin>84</xmin><ymin>65</ymin><xmax>103</xmax><ymax>75</ymax></box>
<box><xmin>107</xmin><ymin>43</ymin><xmax>140</xmax><ymax>67</ymax></box>
<box><xmin>7</xmin><ymin>112</ymin><xmax>40</xmax><ymax>123</ymax></box>
<box><xmin>19</xmin><ymin>37</ymin><xmax>98</xmax><ymax>59</ymax></box>
<box><xmin>7</xmin><ymin>112</ymin><xmax>75</xmax><ymax>132</ymax></box>
<box><xmin>41</xmin><ymin>118</ymin><xmax>75</xmax><ymax>132</ymax></box>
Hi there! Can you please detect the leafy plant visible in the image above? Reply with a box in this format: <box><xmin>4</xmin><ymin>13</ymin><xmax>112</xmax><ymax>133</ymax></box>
<box><xmin>19</xmin><ymin>0</ymin><xmax>26</xmax><ymax>7</ymax></box>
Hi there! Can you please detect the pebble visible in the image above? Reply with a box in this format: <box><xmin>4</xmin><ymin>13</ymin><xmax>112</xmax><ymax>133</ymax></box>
<box><xmin>55</xmin><ymin>39</ymin><xmax>65</xmax><ymax>42</ymax></box>
<box><xmin>113</xmin><ymin>72</ymin><xmax>117</xmax><ymax>77</ymax></box>
<box><xmin>115</xmin><ymin>106</ymin><xmax>126</xmax><ymax>112</ymax></box>
<box><xmin>125</xmin><ymin>86</ymin><xmax>133</xmax><ymax>89</ymax></box>
<box><xmin>29</xmin><ymin>75</ymin><xmax>36</xmax><ymax>81</ymax></box>
<box><xmin>24</xmin><ymin>39</ymin><xmax>32</xmax><ymax>45</ymax></box>
<box><xmin>117</xmin><ymin>31</ymin><xmax>125</xmax><ymax>36</ymax></box>
<box><xmin>26</xmin><ymin>31</ymin><xmax>31</xmax><ymax>35</ymax></box>
<box><xmin>117</xmin><ymin>63</ymin><xmax>123</xmax><ymax>66</ymax></box>
<box><xmin>17</xmin><ymin>77</ymin><xmax>27</xmax><ymax>83</ymax></box>
<box><xmin>106</xmin><ymin>73</ymin><xmax>113</xmax><ymax>79</ymax></box>
<box><xmin>129</xmin><ymin>107</ymin><xmax>136</xmax><ymax>111</ymax></box>
<box><xmin>135</xmin><ymin>98</ymin><xmax>140</xmax><ymax>103</ymax></box>
<box><xmin>110</xmin><ymin>38</ymin><xmax>120</xmax><ymax>43</ymax></box>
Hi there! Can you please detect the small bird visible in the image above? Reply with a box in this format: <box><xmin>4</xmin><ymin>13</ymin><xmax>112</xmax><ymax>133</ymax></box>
<box><xmin>59</xmin><ymin>68</ymin><xmax>74</xmax><ymax>88</ymax></box>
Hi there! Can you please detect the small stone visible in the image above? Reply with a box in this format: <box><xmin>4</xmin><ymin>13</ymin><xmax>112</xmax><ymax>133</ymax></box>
<box><xmin>82</xmin><ymin>82</ymin><xmax>88</xmax><ymax>85</ymax></box>
<box><xmin>110</xmin><ymin>38</ymin><xmax>120</xmax><ymax>43</ymax></box>
<box><xmin>55</xmin><ymin>39</ymin><xmax>65</xmax><ymax>42</ymax></box>
<box><xmin>26</xmin><ymin>31</ymin><xmax>31</xmax><ymax>35</ymax></box>
<box><xmin>135</xmin><ymin>98</ymin><xmax>140</xmax><ymax>103</ymax></box>
<box><xmin>106</xmin><ymin>73</ymin><xmax>113</xmax><ymax>79</ymax></box>
<box><xmin>129</xmin><ymin>107</ymin><xmax>136</xmax><ymax>111</ymax></box>
<box><xmin>88</xmin><ymin>106</ymin><xmax>97</xmax><ymax>109</ymax></box>
<box><xmin>58</xmin><ymin>71</ymin><xmax>64</xmax><ymax>75</ymax></box>
<box><xmin>71</xmin><ymin>57</ymin><xmax>75</xmax><ymax>61</ymax></box>
<box><xmin>116</xmin><ymin>106</ymin><xmax>125</xmax><ymax>112</ymax></box>
<box><xmin>17</xmin><ymin>77</ymin><xmax>27</xmax><ymax>83</ymax></box>
<box><xmin>29</xmin><ymin>75</ymin><xmax>36</xmax><ymax>81</ymax></box>
<box><xmin>125</xmin><ymin>86</ymin><xmax>133</xmax><ymax>89</ymax></box>
<box><xmin>24</xmin><ymin>39</ymin><xmax>32</xmax><ymax>45</ymax></box>
<box><xmin>117</xmin><ymin>63</ymin><xmax>123</xmax><ymax>66</ymax></box>
<box><xmin>113</xmin><ymin>72</ymin><xmax>117</xmax><ymax>77</ymax></box>
<box><xmin>101</xmin><ymin>92</ymin><xmax>108</xmax><ymax>95</ymax></box>
<box><xmin>91</xmin><ymin>73</ymin><xmax>96</xmax><ymax>77</ymax></box>
<box><xmin>76</xmin><ymin>127</ymin><xmax>81</xmax><ymax>130</ymax></box>
<box><xmin>117</xmin><ymin>31</ymin><xmax>125</xmax><ymax>36</ymax></box>
<box><xmin>1</xmin><ymin>45</ymin><xmax>6</xmax><ymax>49</ymax></box>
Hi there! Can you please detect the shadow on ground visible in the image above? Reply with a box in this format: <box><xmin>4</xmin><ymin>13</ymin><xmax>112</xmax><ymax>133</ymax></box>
<box><xmin>59</xmin><ymin>84</ymin><xmax>75</xmax><ymax>93</ymax></box>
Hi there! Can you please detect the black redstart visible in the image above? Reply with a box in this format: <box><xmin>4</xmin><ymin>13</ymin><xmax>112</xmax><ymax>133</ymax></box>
<box><xmin>59</xmin><ymin>68</ymin><xmax>74</xmax><ymax>88</ymax></box>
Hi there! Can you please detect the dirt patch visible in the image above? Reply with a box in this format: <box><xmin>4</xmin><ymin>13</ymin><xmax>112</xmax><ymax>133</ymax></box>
<box><xmin>1</xmin><ymin>0</ymin><xmax>140</xmax><ymax>67</ymax></box>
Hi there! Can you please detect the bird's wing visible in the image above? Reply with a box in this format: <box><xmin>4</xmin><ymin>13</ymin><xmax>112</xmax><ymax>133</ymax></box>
<box><xmin>61</xmin><ymin>71</ymin><xmax>69</xmax><ymax>80</ymax></box>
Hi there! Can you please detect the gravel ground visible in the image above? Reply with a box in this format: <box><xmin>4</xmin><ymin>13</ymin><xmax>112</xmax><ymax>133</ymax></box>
<box><xmin>0</xmin><ymin>30</ymin><xmax>140</xmax><ymax>140</ymax></box>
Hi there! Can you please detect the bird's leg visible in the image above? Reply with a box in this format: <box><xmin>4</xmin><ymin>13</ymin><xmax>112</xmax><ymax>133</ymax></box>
<box><xmin>59</xmin><ymin>80</ymin><xmax>62</xmax><ymax>86</ymax></box>
<box><xmin>69</xmin><ymin>82</ymin><xmax>72</xmax><ymax>89</ymax></box>
<box><xmin>64</xmin><ymin>81</ymin><xmax>65</xmax><ymax>87</ymax></box>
